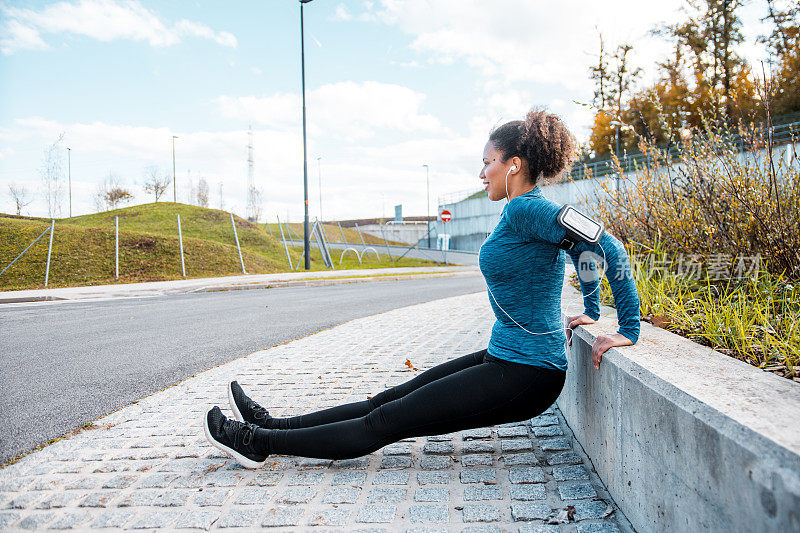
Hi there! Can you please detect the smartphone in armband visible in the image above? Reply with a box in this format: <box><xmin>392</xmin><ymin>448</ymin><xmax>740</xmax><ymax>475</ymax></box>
<box><xmin>556</xmin><ymin>205</ymin><xmax>604</xmax><ymax>250</ymax></box>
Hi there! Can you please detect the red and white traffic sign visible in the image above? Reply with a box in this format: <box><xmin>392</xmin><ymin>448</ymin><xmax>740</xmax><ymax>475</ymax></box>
<box><xmin>440</xmin><ymin>210</ymin><xmax>452</xmax><ymax>223</ymax></box>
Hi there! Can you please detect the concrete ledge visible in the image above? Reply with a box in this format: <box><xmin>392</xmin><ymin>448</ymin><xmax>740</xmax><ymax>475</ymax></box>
<box><xmin>559</xmin><ymin>274</ymin><xmax>800</xmax><ymax>533</ymax></box>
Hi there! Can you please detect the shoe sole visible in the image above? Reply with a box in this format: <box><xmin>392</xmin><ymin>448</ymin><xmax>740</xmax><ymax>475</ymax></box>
<box><xmin>202</xmin><ymin>411</ymin><xmax>266</xmax><ymax>470</ymax></box>
<box><xmin>228</xmin><ymin>382</ymin><xmax>245</xmax><ymax>423</ymax></box>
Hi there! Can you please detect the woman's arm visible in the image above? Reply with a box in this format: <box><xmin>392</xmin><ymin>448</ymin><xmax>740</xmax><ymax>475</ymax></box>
<box><xmin>566</xmin><ymin>232</ymin><xmax>641</xmax><ymax>368</ymax></box>
<box><xmin>568</xmin><ymin>252</ymin><xmax>601</xmax><ymax>321</ymax></box>
<box><xmin>505</xmin><ymin>197</ymin><xmax>641</xmax><ymax>367</ymax></box>
<box><xmin>566</xmin><ymin>232</ymin><xmax>640</xmax><ymax>343</ymax></box>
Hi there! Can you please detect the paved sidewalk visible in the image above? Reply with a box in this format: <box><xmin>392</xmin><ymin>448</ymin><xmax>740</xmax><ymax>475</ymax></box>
<box><xmin>0</xmin><ymin>266</ymin><xmax>479</xmax><ymax>304</ymax></box>
<box><xmin>0</xmin><ymin>292</ymin><xmax>628</xmax><ymax>532</ymax></box>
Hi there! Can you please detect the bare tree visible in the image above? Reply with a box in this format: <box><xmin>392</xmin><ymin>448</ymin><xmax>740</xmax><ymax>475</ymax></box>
<box><xmin>589</xmin><ymin>29</ymin><xmax>611</xmax><ymax>109</ymax></box>
<box><xmin>196</xmin><ymin>177</ymin><xmax>209</xmax><ymax>208</ymax></box>
<box><xmin>39</xmin><ymin>133</ymin><xmax>65</xmax><ymax>217</ymax></box>
<box><xmin>185</xmin><ymin>173</ymin><xmax>195</xmax><ymax>205</ymax></box>
<box><xmin>8</xmin><ymin>183</ymin><xmax>33</xmax><ymax>215</ymax></box>
<box><xmin>142</xmin><ymin>165</ymin><xmax>171</xmax><ymax>202</ymax></box>
<box><xmin>608</xmin><ymin>43</ymin><xmax>641</xmax><ymax>154</ymax></box>
<box><xmin>760</xmin><ymin>0</ymin><xmax>800</xmax><ymax>58</ymax></box>
<box><xmin>94</xmin><ymin>172</ymin><xmax>134</xmax><ymax>211</ymax></box>
<box><xmin>246</xmin><ymin>185</ymin><xmax>263</xmax><ymax>222</ymax></box>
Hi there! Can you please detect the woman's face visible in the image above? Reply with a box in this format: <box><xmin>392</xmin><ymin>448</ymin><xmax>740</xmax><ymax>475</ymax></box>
<box><xmin>480</xmin><ymin>141</ymin><xmax>514</xmax><ymax>201</ymax></box>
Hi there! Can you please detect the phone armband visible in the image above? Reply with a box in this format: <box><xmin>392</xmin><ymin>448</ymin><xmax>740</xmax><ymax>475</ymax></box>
<box><xmin>556</xmin><ymin>205</ymin><xmax>604</xmax><ymax>250</ymax></box>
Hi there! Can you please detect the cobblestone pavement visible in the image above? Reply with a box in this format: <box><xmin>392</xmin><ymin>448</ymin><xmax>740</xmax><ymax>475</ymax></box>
<box><xmin>0</xmin><ymin>292</ymin><xmax>629</xmax><ymax>532</ymax></box>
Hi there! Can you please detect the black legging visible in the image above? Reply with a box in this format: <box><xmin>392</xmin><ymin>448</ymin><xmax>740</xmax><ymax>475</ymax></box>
<box><xmin>253</xmin><ymin>349</ymin><xmax>566</xmax><ymax>459</ymax></box>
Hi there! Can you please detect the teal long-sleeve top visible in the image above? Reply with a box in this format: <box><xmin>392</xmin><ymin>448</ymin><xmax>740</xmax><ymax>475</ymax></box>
<box><xmin>478</xmin><ymin>187</ymin><xmax>641</xmax><ymax>371</ymax></box>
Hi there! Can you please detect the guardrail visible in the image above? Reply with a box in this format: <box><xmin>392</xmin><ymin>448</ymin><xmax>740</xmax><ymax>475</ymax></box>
<box><xmin>439</xmin><ymin>120</ymin><xmax>800</xmax><ymax>206</ymax></box>
<box><xmin>569</xmin><ymin>120</ymin><xmax>800</xmax><ymax>181</ymax></box>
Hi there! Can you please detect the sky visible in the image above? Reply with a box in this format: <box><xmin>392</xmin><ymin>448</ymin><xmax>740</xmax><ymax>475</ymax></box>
<box><xmin>0</xmin><ymin>0</ymin><xmax>775</xmax><ymax>221</ymax></box>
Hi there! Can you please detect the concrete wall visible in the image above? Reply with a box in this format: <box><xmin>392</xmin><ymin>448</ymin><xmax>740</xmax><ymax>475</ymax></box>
<box><xmin>559</xmin><ymin>274</ymin><xmax>800</xmax><ymax>532</ymax></box>
<box><xmin>358</xmin><ymin>222</ymin><xmax>430</xmax><ymax>247</ymax></box>
<box><xmin>432</xmin><ymin>175</ymin><xmax>622</xmax><ymax>253</ymax></box>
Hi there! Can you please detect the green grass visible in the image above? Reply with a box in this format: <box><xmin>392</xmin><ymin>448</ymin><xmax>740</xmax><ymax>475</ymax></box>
<box><xmin>571</xmin><ymin>244</ymin><xmax>800</xmax><ymax>381</ymax></box>
<box><xmin>0</xmin><ymin>202</ymin><xmax>439</xmax><ymax>291</ymax></box>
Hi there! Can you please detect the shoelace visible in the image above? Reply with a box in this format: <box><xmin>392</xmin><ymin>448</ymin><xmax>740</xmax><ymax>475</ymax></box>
<box><xmin>249</xmin><ymin>401</ymin><xmax>270</xmax><ymax>421</ymax></box>
<box><xmin>224</xmin><ymin>418</ymin><xmax>256</xmax><ymax>448</ymax></box>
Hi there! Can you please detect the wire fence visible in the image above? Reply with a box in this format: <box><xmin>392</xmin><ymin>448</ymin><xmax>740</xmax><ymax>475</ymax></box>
<box><xmin>0</xmin><ymin>212</ymin><xmax>445</xmax><ymax>289</ymax></box>
<box><xmin>0</xmin><ymin>211</ymin><xmax>253</xmax><ymax>289</ymax></box>
<box><xmin>439</xmin><ymin>119</ymin><xmax>800</xmax><ymax>207</ymax></box>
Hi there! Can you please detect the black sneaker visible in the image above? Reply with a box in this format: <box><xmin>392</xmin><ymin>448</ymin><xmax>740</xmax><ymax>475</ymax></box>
<box><xmin>228</xmin><ymin>381</ymin><xmax>272</xmax><ymax>427</ymax></box>
<box><xmin>203</xmin><ymin>406</ymin><xmax>267</xmax><ymax>469</ymax></box>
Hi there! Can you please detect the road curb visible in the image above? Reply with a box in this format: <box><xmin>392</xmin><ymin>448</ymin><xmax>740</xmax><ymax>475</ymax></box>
<box><xmin>0</xmin><ymin>295</ymin><xmax>65</xmax><ymax>304</ymax></box>
<box><xmin>0</xmin><ymin>270</ymin><xmax>481</xmax><ymax>304</ymax></box>
<box><xmin>193</xmin><ymin>271</ymin><xmax>480</xmax><ymax>293</ymax></box>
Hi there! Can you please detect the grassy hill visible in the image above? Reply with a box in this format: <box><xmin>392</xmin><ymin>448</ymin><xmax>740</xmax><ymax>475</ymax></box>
<box><xmin>0</xmin><ymin>203</ymin><xmax>436</xmax><ymax>291</ymax></box>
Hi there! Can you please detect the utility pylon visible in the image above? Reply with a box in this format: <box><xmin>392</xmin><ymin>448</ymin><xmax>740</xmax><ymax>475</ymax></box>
<box><xmin>246</xmin><ymin>125</ymin><xmax>255</xmax><ymax>220</ymax></box>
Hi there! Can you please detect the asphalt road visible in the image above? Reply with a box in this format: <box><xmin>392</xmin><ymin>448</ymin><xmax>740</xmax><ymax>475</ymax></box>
<box><xmin>0</xmin><ymin>275</ymin><xmax>486</xmax><ymax>464</ymax></box>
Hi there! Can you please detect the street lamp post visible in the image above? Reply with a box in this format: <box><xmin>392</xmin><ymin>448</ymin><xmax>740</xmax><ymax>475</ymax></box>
<box><xmin>67</xmin><ymin>147</ymin><xmax>71</xmax><ymax>217</ymax></box>
<box><xmin>423</xmin><ymin>164</ymin><xmax>430</xmax><ymax>248</ymax></box>
<box><xmin>300</xmin><ymin>0</ymin><xmax>314</xmax><ymax>270</ymax></box>
<box><xmin>317</xmin><ymin>156</ymin><xmax>322</xmax><ymax>222</ymax></box>
<box><xmin>172</xmin><ymin>135</ymin><xmax>178</xmax><ymax>203</ymax></box>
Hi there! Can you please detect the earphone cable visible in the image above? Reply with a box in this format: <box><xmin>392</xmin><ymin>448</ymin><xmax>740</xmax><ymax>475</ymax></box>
<box><xmin>481</xmin><ymin>165</ymin><xmax>607</xmax><ymax>336</ymax></box>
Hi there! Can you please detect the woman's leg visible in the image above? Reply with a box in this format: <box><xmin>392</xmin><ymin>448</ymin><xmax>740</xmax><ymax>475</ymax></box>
<box><xmin>265</xmin><ymin>349</ymin><xmax>487</xmax><ymax>429</ymax></box>
<box><xmin>253</xmin><ymin>356</ymin><xmax>565</xmax><ymax>459</ymax></box>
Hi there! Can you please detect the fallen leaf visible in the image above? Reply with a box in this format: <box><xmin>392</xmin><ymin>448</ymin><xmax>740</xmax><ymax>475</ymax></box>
<box><xmin>546</xmin><ymin>506</ymin><xmax>575</xmax><ymax>524</ymax></box>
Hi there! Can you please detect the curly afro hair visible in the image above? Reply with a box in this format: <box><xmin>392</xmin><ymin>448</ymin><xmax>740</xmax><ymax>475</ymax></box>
<box><xmin>488</xmin><ymin>108</ymin><xmax>577</xmax><ymax>184</ymax></box>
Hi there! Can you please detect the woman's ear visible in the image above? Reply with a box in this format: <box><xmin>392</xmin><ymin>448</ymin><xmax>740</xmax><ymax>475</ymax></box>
<box><xmin>511</xmin><ymin>157</ymin><xmax>522</xmax><ymax>174</ymax></box>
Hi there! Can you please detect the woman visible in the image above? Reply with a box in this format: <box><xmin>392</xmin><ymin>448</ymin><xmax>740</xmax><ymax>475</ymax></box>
<box><xmin>203</xmin><ymin>108</ymin><xmax>641</xmax><ymax>469</ymax></box>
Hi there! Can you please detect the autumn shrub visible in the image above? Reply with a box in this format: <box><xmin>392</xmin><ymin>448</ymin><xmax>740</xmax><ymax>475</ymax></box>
<box><xmin>580</xmin><ymin>119</ymin><xmax>800</xmax><ymax>380</ymax></box>
<box><xmin>591</xmin><ymin>123</ymin><xmax>800</xmax><ymax>280</ymax></box>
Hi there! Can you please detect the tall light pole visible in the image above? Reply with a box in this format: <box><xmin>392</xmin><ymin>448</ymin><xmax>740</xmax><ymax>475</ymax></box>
<box><xmin>317</xmin><ymin>156</ymin><xmax>322</xmax><ymax>222</ymax></box>
<box><xmin>300</xmin><ymin>0</ymin><xmax>314</xmax><ymax>269</ymax></box>
<box><xmin>67</xmin><ymin>147</ymin><xmax>71</xmax><ymax>217</ymax></box>
<box><xmin>423</xmin><ymin>164</ymin><xmax>430</xmax><ymax>248</ymax></box>
<box><xmin>172</xmin><ymin>135</ymin><xmax>178</xmax><ymax>203</ymax></box>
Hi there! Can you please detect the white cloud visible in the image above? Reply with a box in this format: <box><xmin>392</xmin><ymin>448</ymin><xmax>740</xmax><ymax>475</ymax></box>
<box><xmin>392</xmin><ymin>59</ymin><xmax>421</xmax><ymax>68</ymax></box>
<box><xmin>363</xmin><ymin>0</ymin><xmax>685</xmax><ymax>93</ymax></box>
<box><xmin>0</xmin><ymin>112</ymin><xmax>482</xmax><ymax>221</ymax></box>
<box><xmin>0</xmin><ymin>117</ymin><xmax>305</xmax><ymax>219</ymax></box>
<box><xmin>1</xmin><ymin>19</ymin><xmax>49</xmax><ymax>54</ymax></box>
<box><xmin>331</xmin><ymin>4</ymin><xmax>353</xmax><ymax>22</ymax></box>
<box><xmin>215</xmin><ymin>81</ymin><xmax>442</xmax><ymax>139</ymax></box>
<box><xmin>331</xmin><ymin>1</ymin><xmax>380</xmax><ymax>23</ymax></box>
<box><xmin>215</xmin><ymin>93</ymin><xmax>301</xmax><ymax>129</ymax></box>
<box><xmin>335</xmin><ymin>0</ymin><xmax>772</xmax><ymax>139</ymax></box>
<box><xmin>0</xmin><ymin>0</ymin><xmax>237</xmax><ymax>55</ymax></box>
<box><xmin>174</xmin><ymin>20</ymin><xmax>237</xmax><ymax>48</ymax></box>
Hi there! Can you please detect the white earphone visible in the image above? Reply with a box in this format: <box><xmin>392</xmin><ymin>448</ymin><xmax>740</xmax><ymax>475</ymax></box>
<box><xmin>504</xmin><ymin>165</ymin><xmax>516</xmax><ymax>200</ymax></box>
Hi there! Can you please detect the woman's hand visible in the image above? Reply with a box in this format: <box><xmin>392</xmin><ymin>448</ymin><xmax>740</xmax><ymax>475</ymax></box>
<box><xmin>565</xmin><ymin>314</ymin><xmax>595</xmax><ymax>347</ymax></box>
<box><xmin>591</xmin><ymin>333</ymin><xmax>633</xmax><ymax>370</ymax></box>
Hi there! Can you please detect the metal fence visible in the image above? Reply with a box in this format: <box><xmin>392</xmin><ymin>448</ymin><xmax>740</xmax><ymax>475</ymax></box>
<box><xmin>440</xmin><ymin>119</ymin><xmax>800</xmax><ymax>207</ymax></box>
<box><xmin>0</xmin><ymin>212</ymin><xmax>250</xmax><ymax>287</ymax></box>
